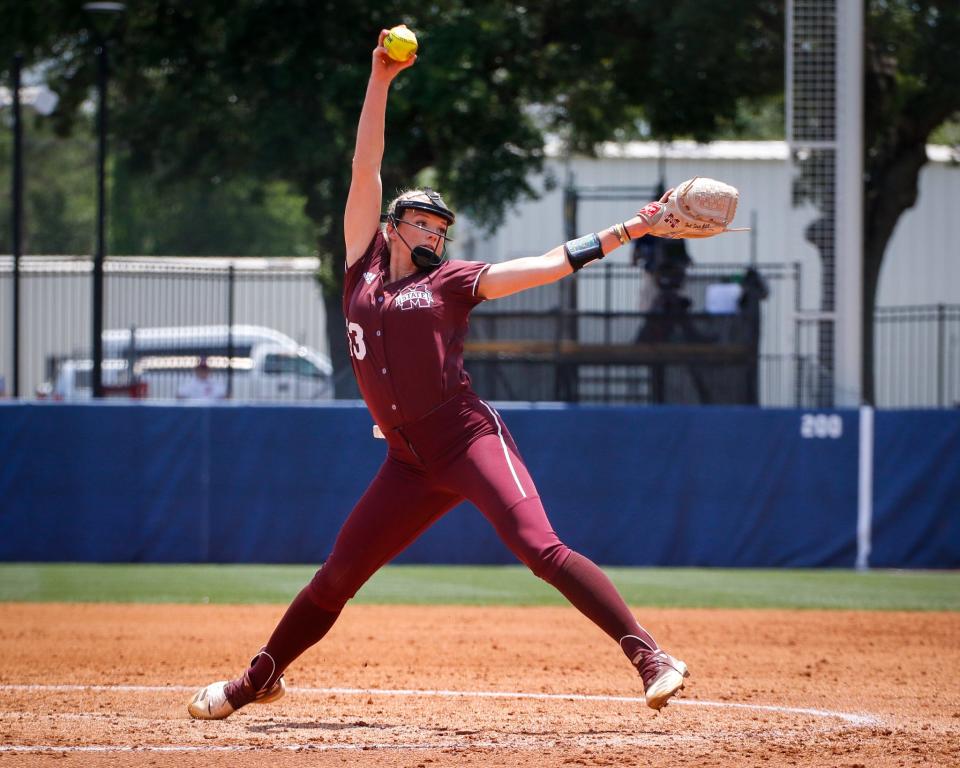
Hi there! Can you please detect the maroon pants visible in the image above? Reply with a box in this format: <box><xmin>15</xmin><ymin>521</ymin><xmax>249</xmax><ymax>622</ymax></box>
<box><xmin>238</xmin><ymin>391</ymin><xmax>659</xmax><ymax>701</ymax></box>
<box><xmin>308</xmin><ymin>393</ymin><xmax>571</xmax><ymax>610</ymax></box>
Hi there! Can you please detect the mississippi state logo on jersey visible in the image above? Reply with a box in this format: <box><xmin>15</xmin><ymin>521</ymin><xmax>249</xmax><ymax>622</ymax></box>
<box><xmin>396</xmin><ymin>283</ymin><xmax>434</xmax><ymax>311</ymax></box>
<box><xmin>363</xmin><ymin>271</ymin><xmax>377</xmax><ymax>285</ymax></box>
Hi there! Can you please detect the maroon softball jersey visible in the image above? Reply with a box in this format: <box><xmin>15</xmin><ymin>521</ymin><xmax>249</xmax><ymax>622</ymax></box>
<box><xmin>343</xmin><ymin>231</ymin><xmax>490</xmax><ymax>429</ymax></box>
<box><xmin>307</xmin><ymin>233</ymin><xmax>571</xmax><ymax>611</ymax></box>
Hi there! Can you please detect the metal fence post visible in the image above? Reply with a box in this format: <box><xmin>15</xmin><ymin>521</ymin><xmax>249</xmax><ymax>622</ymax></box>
<box><xmin>11</xmin><ymin>53</ymin><xmax>23</xmax><ymax>398</ymax></box>
<box><xmin>937</xmin><ymin>303</ymin><xmax>945</xmax><ymax>408</ymax></box>
<box><xmin>227</xmin><ymin>264</ymin><xmax>235</xmax><ymax>399</ymax></box>
<box><xmin>793</xmin><ymin>262</ymin><xmax>802</xmax><ymax>408</ymax></box>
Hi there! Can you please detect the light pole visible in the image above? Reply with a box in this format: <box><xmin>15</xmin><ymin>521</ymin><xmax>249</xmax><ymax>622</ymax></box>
<box><xmin>83</xmin><ymin>1</ymin><xmax>125</xmax><ymax>398</ymax></box>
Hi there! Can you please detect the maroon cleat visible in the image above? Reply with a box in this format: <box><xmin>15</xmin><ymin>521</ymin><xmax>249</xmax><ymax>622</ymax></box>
<box><xmin>636</xmin><ymin>649</ymin><xmax>689</xmax><ymax>710</ymax></box>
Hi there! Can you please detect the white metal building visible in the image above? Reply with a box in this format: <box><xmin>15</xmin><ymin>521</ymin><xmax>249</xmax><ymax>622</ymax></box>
<box><xmin>455</xmin><ymin>140</ymin><xmax>960</xmax><ymax>311</ymax></box>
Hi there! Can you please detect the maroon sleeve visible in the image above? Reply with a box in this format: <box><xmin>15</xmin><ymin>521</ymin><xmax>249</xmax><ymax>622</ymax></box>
<box><xmin>343</xmin><ymin>232</ymin><xmax>383</xmax><ymax>312</ymax></box>
<box><xmin>436</xmin><ymin>259</ymin><xmax>491</xmax><ymax>307</ymax></box>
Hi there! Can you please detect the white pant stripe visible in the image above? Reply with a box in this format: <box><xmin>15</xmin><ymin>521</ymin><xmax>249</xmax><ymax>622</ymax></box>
<box><xmin>479</xmin><ymin>400</ymin><xmax>527</xmax><ymax>499</ymax></box>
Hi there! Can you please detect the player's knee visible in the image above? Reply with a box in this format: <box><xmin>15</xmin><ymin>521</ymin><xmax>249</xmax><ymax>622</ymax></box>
<box><xmin>525</xmin><ymin>541</ymin><xmax>571</xmax><ymax>582</ymax></box>
<box><xmin>496</xmin><ymin>497</ymin><xmax>572</xmax><ymax>581</ymax></box>
<box><xmin>306</xmin><ymin>561</ymin><xmax>360</xmax><ymax>612</ymax></box>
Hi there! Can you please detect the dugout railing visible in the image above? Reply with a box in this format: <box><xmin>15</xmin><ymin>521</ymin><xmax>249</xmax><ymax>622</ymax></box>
<box><xmin>468</xmin><ymin>262</ymin><xmax>799</xmax><ymax>406</ymax></box>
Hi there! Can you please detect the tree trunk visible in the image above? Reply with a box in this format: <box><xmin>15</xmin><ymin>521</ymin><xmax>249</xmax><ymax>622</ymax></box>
<box><xmin>861</xmin><ymin>140</ymin><xmax>928</xmax><ymax>405</ymax></box>
<box><xmin>860</xmin><ymin>16</ymin><xmax>959</xmax><ymax>405</ymax></box>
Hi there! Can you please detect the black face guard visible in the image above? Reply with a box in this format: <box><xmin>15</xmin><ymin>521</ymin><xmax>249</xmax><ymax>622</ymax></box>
<box><xmin>389</xmin><ymin>219</ymin><xmax>447</xmax><ymax>270</ymax></box>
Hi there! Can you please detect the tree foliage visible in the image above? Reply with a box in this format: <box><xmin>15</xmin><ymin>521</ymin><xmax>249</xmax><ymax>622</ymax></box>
<box><xmin>0</xmin><ymin>113</ymin><xmax>96</xmax><ymax>255</ymax></box>
<box><xmin>0</xmin><ymin>113</ymin><xmax>318</xmax><ymax>256</ymax></box>
<box><xmin>3</xmin><ymin>0</ymin><xmax>785</xmax><ymax>389</ymax></box>
<box><xmin>3</xmin><ymin>1</ymin><xmax>785</xmax><ymax>257</ymax></box>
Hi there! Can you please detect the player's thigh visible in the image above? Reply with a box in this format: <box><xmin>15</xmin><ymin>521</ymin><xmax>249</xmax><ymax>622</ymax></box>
<box><xmin>442</xmin><ymin>434</ymin><xmax>567</xmax><ymax>577</ymax></box>
<box><xmin>443</xmin><ymin>428</ymin><xmax>539</xmax><ymax>508</ymax></box>
<box><xmin>312</xmin><ymin>456</ymin><xmax>461</xmax><ymax>603</ymax></box>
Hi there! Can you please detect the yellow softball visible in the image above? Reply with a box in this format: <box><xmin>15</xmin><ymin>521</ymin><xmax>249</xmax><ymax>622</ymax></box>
<box><xmin>384</xmin><ymin>24</ymin><xmax>418</xmax><ymax>62</ymax></box>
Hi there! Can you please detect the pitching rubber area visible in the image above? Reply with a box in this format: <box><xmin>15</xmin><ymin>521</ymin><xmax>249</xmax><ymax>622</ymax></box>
<box><xmin>1</xmin><ymin>604</ymin><xmax>957</xmax><ymax>767</ymax></box>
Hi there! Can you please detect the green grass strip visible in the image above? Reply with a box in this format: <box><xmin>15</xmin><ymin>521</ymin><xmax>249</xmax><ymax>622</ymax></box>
<box><xmin>0</xmin><ymin>564</ymin><xmax>957</xmax><ymax>610</ymax></box>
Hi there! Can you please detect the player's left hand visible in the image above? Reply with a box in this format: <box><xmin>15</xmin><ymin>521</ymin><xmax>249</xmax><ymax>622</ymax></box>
<box><xmin>636</xmin><ymin>178</ymin><xmax>742</xmax><ymax>239</ymax></box>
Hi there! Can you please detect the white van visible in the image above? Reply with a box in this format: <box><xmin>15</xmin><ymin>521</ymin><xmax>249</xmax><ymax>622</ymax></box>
<box><xmin>41</xmin><ymin>325</ymin><xmax>334</xmax><ymax>401</ymax></box>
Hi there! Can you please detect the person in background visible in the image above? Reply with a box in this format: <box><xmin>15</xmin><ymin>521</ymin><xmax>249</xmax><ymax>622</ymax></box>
<box><xmin>176</xmin><ymin>356</ymin><xmax>226</xmax><ymax>401</ymax></box>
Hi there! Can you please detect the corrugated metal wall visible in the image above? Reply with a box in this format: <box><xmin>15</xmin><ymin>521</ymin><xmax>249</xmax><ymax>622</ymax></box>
<box><xmin>0</xmin><ymin>257</ymin><xmax>328</xmax><ymax>399</ymax></box>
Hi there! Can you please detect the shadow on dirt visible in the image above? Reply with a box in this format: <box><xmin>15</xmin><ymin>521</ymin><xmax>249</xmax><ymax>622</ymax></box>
<box><xmin>246</xmin><ymin>719</ymin><xmax>397</xmax><ymax>733</ymax></box>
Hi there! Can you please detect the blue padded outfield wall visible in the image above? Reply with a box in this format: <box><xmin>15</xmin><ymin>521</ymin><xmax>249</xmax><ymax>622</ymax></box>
<box><xmin>0</xmin><ymin>402</ymin><xmax>957</xmax><ymax>567</ymax></box>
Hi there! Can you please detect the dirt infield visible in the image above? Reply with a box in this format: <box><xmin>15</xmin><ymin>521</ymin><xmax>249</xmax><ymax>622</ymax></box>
<box><xmin>1</xmin><ymin>603</ymin><xmax>957</xmax><ymax>767</ymax></box>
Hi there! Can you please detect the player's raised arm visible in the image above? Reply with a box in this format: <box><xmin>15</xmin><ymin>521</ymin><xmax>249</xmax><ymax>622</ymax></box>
<box><xmin>344</xmin><ymin>29</ymin><xmax>417</xmax><ymax>268</ymax></box>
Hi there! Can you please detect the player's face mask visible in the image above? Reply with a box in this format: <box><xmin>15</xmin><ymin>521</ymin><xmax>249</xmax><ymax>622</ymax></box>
<box><xmin>391</xmin><ymin>217</ymin><xmax>449</xmax><ymax>269</ymax></box>
<box><xmin>385</xmin><ymin>188</ymin><xmax>455</xmax><ymax>272</ymax></box>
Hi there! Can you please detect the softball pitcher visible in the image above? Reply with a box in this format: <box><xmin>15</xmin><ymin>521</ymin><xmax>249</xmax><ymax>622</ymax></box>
<box><xmin>188</xmin><ymin>28</ymin><xmax>740</xmax><ymax>721</ymax></box>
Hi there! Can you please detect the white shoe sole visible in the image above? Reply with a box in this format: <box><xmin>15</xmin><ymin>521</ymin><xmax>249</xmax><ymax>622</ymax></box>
<box><xmin>187</xmin><ymin>681</ymin><xmax>235</xmax><ymax>720</ymax></box>
<box><xmin>645</xmin><ymin>657</ymin><xmax>690</xmax><ymax>711</ymax></box>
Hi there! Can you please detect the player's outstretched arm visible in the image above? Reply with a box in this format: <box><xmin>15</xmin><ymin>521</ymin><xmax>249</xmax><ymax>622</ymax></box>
<box><xmin>344</xmin><ymin>30</ymin><xmax>417</xmax><ymax>268</ymax></box>
<box><xmin>476</xmin><ymin>192</ymin><xmax>671</xmax><ymax>301</ymax></box>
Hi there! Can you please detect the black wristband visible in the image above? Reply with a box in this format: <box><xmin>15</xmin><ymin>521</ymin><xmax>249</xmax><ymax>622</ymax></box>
<box><xmin>564</xmin><ymin>233</ymin><xmax>604</xmax><ymax>272</ymax></box>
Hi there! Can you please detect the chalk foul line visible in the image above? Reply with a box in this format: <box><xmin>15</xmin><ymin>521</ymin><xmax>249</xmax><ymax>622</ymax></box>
<box><xmin>0</xmin><ymin>683</ymin><xmax>879</xmax><ymax>727</ymax></box>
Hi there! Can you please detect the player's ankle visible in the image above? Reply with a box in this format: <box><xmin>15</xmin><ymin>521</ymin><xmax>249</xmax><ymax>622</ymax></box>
<box><xmin>223</xmin><ymin>671</ymin><xmax>256</xmax><ymax>710</ymax></box>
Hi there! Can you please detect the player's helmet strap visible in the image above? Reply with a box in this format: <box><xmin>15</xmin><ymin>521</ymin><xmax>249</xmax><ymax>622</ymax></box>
<box><xmin>388</xmin><ymin>219</ymin><xmax>446</xmax><ymax>272</ymax></box>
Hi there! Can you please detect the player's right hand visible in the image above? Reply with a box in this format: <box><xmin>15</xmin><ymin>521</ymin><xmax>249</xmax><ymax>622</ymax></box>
<box><xmin>372</xmin><ymin>29</ymin><xmax>417</xmax><ymax>79</ymax></box>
